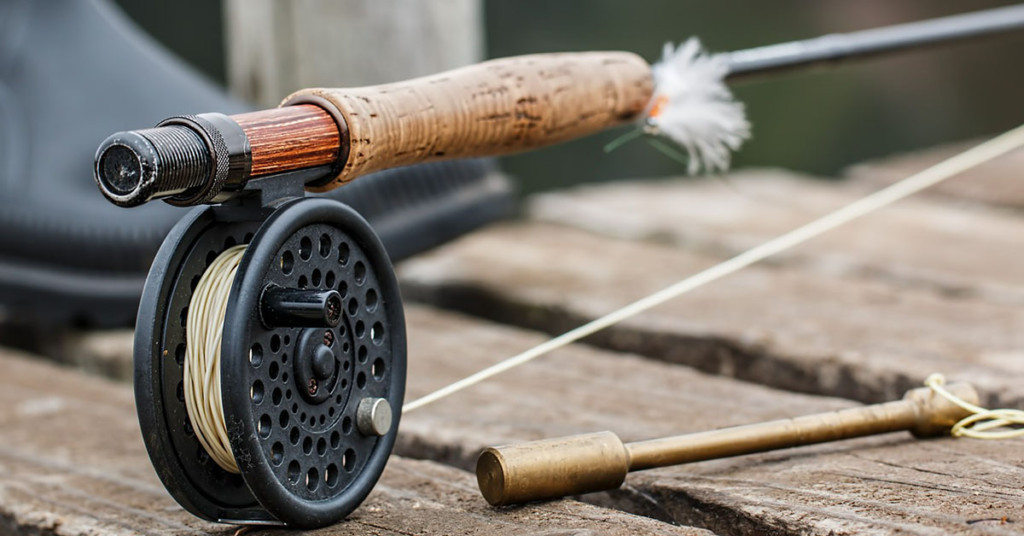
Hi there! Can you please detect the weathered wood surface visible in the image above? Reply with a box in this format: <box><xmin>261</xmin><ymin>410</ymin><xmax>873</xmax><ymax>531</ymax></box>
<box><xmin>399</xmin><ymin>221</ymin><xmax>1024</xmax><ymax>408</ymax></box>
<box><xmin>401</xmin><ymin>306</ymin><xmax>848</xmax><ymax>463</ymax></box>
<box><xmin>529</xmin><ymin>170</ymin><xmax>1024</xmax><ymax>304</ymax></box>
<box><xmin>397</xmin><ymin>306</ymin><xmax>1024</xmax><ymax>535</ymax></box>
<box><xmin>11</xmin><ymin>305</ymin><xmax>1024</xmax><ymax>535</ymax></box>
<box><xmin>846</xmin><ymin>142</ymin><xmax>1024</xmax><ymax>210</ymax></box>
<box><xmin>0</xmin><ymin>345</ymin><xmax>708</xmax><ymax>536</ymax></box>
<box><xmin>51</xmin><ymin>330</ymin><xmax>134</xmax><ymax>382</ymax></box>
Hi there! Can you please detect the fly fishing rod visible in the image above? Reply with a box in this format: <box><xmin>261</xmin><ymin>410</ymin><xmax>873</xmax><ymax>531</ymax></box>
<box><xmin>94</xmin><ymin>5</ymin><xmax>1024</xmax><ymax>208</ymax></box>
<box><xmin>93</xmin><ymin>5</ymin><xmax>1024</xmax><ymax>529</ymax></box>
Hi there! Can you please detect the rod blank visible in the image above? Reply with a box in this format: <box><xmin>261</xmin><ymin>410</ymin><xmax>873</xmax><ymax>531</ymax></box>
<box><xmin>726</xmin><ymin>5</ymin><xmax>1024</xmax><ymax>81</ymax></box>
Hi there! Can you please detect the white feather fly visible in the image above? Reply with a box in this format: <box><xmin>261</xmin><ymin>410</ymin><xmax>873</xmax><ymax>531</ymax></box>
<box><xmin>645</xmin><ymin>38</ymin><xmax>750</xmax><ymax>174</ymax></box>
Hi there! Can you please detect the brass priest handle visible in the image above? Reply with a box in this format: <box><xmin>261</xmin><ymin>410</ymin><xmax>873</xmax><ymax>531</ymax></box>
<box><xmin>476</xmin><ymin>383</ymin><xmax>979</xmax><ymax>506</ymax></box>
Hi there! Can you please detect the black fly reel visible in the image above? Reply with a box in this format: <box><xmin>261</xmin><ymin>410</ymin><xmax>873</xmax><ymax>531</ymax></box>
<box><xmin>135</xmin><ymin>191</ymin><xmax>406</xmax><ymax>528</ymax></box>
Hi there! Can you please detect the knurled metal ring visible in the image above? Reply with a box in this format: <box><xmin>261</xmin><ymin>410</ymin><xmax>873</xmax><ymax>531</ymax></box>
<box><xmin>159</xmin><ymin>113</ymin><xmax>251</xmax><ymax>206</ymax></box>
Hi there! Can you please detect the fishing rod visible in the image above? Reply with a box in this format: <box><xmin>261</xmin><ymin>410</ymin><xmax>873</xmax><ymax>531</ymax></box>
<box><xmin>94</xmin><ymin>5</ymin><xmax>1024</xmax><ymax>208</ymax></box>
<box><xmin>91</xmin><ymin>5</ymin><xmax>1024</xmax><ymax>530</ymax></box>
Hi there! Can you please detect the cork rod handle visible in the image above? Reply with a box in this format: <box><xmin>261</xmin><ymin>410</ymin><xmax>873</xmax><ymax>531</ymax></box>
<box><xmin>287</xmin><ymin>51</ymin><xmax>653</xmax><ymax>191</ymax></box>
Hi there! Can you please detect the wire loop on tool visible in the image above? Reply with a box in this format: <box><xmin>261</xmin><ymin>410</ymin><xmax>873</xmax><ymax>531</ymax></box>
<box><xmin>184</xmin><ymin>245</ymin><xmax>247</xmax><ymax>473</ymax></box>
<box><xmin>404</xmin><ymin>123</ymin><xmax>1024</xmax><ymax>414</ymax></box>
<box><xmin>925</xmin><ymin>374</ymin><xmax>1024</xmax><ymax>440</ymax></box>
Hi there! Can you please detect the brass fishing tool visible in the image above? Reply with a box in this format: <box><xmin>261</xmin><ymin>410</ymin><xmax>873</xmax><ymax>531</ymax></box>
<box><xmin>477</xmin><ymin>382</ymin><xmax>980</xmax><ymax>506</ymax></box>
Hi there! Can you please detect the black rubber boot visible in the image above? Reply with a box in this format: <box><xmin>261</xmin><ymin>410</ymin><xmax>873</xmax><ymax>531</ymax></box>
<box><xmin>0</xmin><ymin>0</ymin><xmax>512</xmax><ymax>330</ymax></box>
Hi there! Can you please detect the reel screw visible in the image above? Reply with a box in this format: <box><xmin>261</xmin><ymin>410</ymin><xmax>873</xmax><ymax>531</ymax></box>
<box><xmin>299</xmin><ymin>334</ymin><xmax>337</xmax><ymax>403</ymax></box>
<box><xmin>356</xmin><ymin>398</ymin><xmax>393</xmax><ymax>437</ymax></box>
<box><xmin>325</xmin><ymin>297</ymin><xmax>341</xmax><ymax>326</ymax></box>
<box><xmin>323</xmin><ymin>330</ymin><xmax>335</xmax><ymax>347</ymax></box>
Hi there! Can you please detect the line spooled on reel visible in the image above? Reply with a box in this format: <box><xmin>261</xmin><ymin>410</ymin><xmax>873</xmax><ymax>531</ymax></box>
<box><xmin>93</xmin><ymin>5</ymin><xmax>1024</xmax><ymax>530</ymax></box>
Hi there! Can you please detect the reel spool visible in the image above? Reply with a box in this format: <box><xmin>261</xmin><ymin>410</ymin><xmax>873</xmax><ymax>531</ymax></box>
<box><xmin>134</xmin><ymin>181</ymin><xmax>405</xmax><ymax>528</ymax></box>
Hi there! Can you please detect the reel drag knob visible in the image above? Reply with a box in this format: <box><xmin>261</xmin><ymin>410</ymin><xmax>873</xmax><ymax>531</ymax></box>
<box><xmin>135</xmin><ymin>198</ymin><xmax>405</xmax><ymax>528</ymax></box>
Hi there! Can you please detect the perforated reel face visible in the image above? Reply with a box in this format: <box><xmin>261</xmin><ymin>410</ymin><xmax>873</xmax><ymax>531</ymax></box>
<box><xmin>222</xmin><ymin>198</ymin><xmax>406</xmax><ymax>528</ymax></box>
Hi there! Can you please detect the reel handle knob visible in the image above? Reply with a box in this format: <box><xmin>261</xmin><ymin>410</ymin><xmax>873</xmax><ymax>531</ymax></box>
<box><xmin>260</xmin><ymin>286</ymin><xmax>343</xmax><ymax>328</ymax></box>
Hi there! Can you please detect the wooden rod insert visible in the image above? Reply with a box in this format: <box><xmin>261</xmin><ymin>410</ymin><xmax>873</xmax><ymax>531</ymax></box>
<box><xmin>231</xmin><ymin>105</ymin><xmax>341</xmax><ymax>177</ymax></box>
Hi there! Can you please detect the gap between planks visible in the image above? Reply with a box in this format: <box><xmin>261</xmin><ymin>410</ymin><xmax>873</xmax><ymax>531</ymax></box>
<box><xmin>399</xmin><ymin>218</ymin><xmax>1024</xmax><ymax>409</ymax></box>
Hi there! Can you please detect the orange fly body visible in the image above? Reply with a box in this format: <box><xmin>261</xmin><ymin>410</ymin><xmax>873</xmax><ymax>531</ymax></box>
<box><xmin>647</xmin><ymin>94</ymin><xmax>670</xmax><ymax>119</ymax></box>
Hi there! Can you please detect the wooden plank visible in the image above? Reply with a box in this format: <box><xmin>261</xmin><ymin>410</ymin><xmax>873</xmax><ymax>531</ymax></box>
<box><xmin>12</xmin><ymin>305</ymin><xmax>1023</xmax><ymax>534</ymax></box>
<box><xmin>399</xmin><ymin>222</ymin><xmax>1024</xmax><ymax>407</ymax></box>
<box><xmin>400</xmin><ymin>306</ymin><xmax>853</xmax><ymax>463</ymax></box>
<box><xmin>528</xmin><ymin>170</ymin><xmax>1024</xmax><ymax>304</ymax></box>
<box><xmin>397</xmin><ymin>305</ymin><xmax>1024</xmax><ymax>535</ymax></box>
<box><xmin>622</xmin><ymin>437</ymin><xmax>1024</xmax><ymax>535</ymax></box>
<box><xmin>845</xmin><ymin>141</ymin><xmax>1024</xmax><ymax>210</ymax></box>
<box><xmin>0</xmin><ymin>346</ymin><xmax>707</xmax><ymax>536</ymax></box>
<box><xmin>224</xmin><ymin>0</ymin><xmax>483</xmax><ymax>107</ymax></box>
<box><xmin>53</xmin><ymin>330</ymin><xmax>135</xmax><ymax>382</ymax></box>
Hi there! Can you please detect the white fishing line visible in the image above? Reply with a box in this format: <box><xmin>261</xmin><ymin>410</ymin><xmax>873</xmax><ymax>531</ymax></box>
<box><xmin>404</xmin><ymin>123</ymin><xmax>1024</xmax><ymax>413</ymax></box>
<box><xmin>184</xmin><ymin>244</ymin><xmax>247</xmax><ymax>473</ymax></box>
<box><xmin>925</xmin><ymin>374</ymin><xmax>1024</xmax><ymax>439</ymax></box>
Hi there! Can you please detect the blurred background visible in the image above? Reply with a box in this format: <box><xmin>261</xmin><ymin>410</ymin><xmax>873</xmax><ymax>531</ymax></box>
<box><xmin>114</xmin><ymin>0</ymin><xmax>1024</xmax><ymax>194</ymax></box>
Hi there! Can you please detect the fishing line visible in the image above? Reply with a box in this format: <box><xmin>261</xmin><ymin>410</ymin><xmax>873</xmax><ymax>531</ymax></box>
<box><xmin>404</xmin><ymin>123</ymin><xmax>1024</xmax><ymax>413</ymax></box>
<box><xmin>184</xmin><ymin>244</ymin><xmax>247</xmax><ymax>473</ymax></box>
<box><xmin>925</xmin><ymin>374</ymin><xmax>1024</xmax><ymax>439</ymax></box>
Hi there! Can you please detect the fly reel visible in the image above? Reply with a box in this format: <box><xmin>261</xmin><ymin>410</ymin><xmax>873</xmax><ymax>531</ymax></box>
<box><xmin>91</xmin><ymin>48</ymin><xmax>652</xmax><ymax>529</ymax></box>
<box><xmin>134</xmin><ymin>179</ymin><xmax>405</xmax><ymax>528</ymax></box>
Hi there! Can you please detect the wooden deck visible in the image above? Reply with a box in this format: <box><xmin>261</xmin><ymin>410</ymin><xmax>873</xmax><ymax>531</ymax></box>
<box><xmin>2</xmin><ymin>147</ymin><xmax>1023</xmax><ymax>535</ymax></box>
